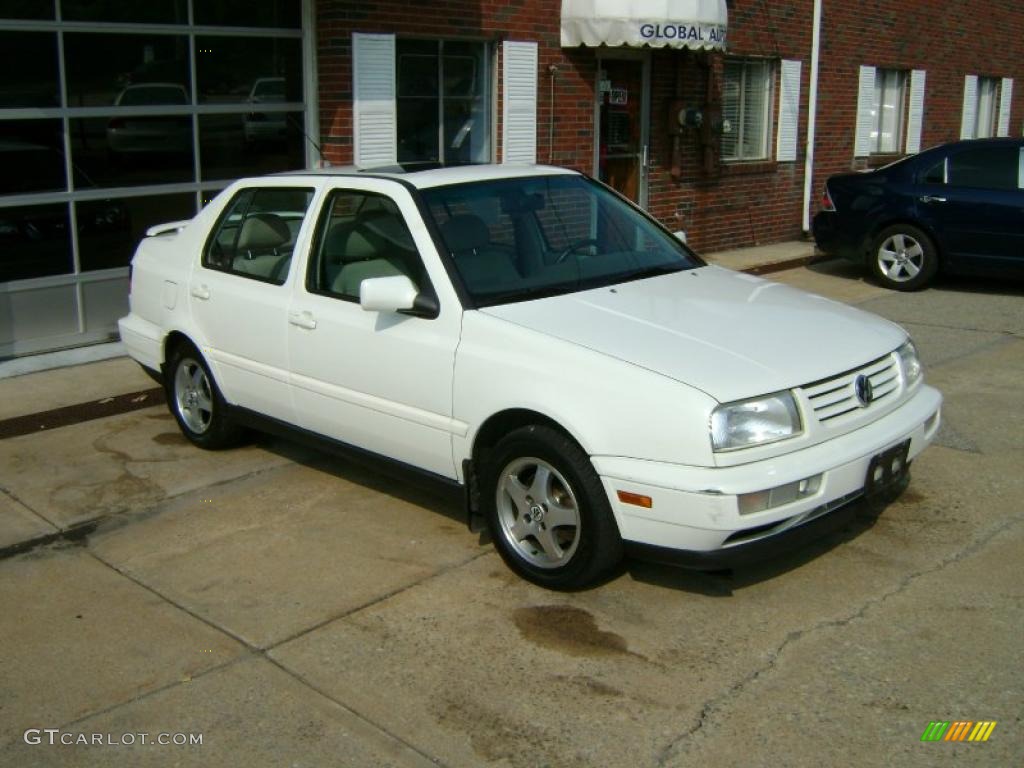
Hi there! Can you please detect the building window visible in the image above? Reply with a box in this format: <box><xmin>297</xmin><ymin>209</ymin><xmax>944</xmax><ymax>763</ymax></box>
<box><xmin>870</xmin><ymin>69</ymin><xmax>906</xmax><ymax>153</ymax></box>
<box><xmin>721</xmin><ymin>59</ymin><xmax>772</xmax><ymax>162</ymax></box>
<box><xmin>972</xmin><ymin>77</ymin><xmax>999</xmax><ymax>138</ymax></box>
<box><xmin>396</xmin><ymin>39</ymin><xmax>490</xmax><ymax>165</ymax></box>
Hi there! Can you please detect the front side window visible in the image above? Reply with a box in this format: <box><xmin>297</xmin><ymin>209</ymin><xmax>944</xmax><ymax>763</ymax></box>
<box><xmin>204</xmin><ymin>187</ymin><xmax>313</xmax><ymax>285</ymax></box>
<box><xmin>721</xmin><ymin>59</ymin><xmax>772</xmax><ymax>161</ymax></box>
<box><xmin>422</xmin><ymin>174</ymin><xmax>700</xmax><ymax>305</ymax></box>
<box><xmin>946</xmin><ymin>146</ymin><xmax>1020</xmax><ymax>191</ymax></box>
<box><xmin>871</xmin><ymin>69</ymin><xmax>906</xmax><ymax>153</ymax></box>
<box><xmin>397</xmin><ymin>40</ymin><xmax>490</xmax><ymax>164</ymax></box>
<box><xmin>308</xmin><ymin>189</ymin><xmax>424</xmax><ymax>301</ymax></box>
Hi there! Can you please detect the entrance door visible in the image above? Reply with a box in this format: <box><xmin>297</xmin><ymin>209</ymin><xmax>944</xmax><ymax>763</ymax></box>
<box><xmin>595</xmin><ymin>56</ymin><xmax>650</xmax><ymax>206</ymax></box>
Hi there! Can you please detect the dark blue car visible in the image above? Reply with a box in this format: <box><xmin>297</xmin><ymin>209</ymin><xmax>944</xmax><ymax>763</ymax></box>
<box><xmin>812</xmin><ymin>138</ymin><xmax>1024</xmax><ymax>290</ymax></box>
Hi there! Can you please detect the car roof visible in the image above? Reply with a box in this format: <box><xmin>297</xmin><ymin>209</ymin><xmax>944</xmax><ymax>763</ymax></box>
<box><xmin>919</xmin><ymin>136</ymin><xmax>1022</xmax><ymax>155</ymax></box>
<box><xmin>278</xmin><ymin>163</ymin><xmax>580</xmax><ymax>189</ymax></box>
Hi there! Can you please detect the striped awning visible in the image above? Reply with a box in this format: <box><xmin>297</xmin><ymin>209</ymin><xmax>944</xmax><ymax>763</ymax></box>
<box><xmin>561</xmin><ymin>0</ymin><xmax>728</xmax><ymax>50</ymax></box>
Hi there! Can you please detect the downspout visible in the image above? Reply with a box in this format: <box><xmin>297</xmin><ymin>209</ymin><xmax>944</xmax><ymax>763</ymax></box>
<box><xmin>801</xmin><ymin>0</ymin><xmax>823</xmax><ymax>232</ymax></box>
<box><xmin>548</xmin><ymin>63</ymin><xmax>561</xmax><ymax>164</ymax></box>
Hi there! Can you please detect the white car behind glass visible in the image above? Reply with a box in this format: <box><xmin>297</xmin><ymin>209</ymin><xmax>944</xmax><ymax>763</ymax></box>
<box><xmin>119</xmin><ymin>165</ymin><xmax>942</xmax><ymax>589</ymax></box>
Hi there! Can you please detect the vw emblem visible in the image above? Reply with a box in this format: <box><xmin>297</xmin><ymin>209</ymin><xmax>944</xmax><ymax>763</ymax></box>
<box><xmin>854</xmin><ymin>374</ymin><xmax>874</xmax><ymax>407</ymax></box>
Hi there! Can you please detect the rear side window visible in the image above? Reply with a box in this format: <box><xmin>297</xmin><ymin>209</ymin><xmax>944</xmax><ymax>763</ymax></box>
<box><xmin>946</xmin><ymin>146</ymin><xmax>1020</xmax><ymax>191</ymax></box>
<box><xmin>204</xmin><ymin>186</ymin><xmax>314</xmax><ymax>285</ymax></box>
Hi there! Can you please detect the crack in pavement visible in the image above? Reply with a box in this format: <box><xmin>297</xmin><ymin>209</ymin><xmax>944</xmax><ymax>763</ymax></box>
<box><xmin>880</xmin><ymin>319</ymin><xmax>1023</xmax><ymax>340</ymax></box>
<box><xmin>0</xmin><ymin>483</ymin><xmax>61</xmax><ymax>530</ymax></box>
<box><xmin>655</xmin><ymin>512</ymin><xmax>1024</xmax><ymax>766</ymax></box>
<box><xmin>0</xmin><ymin>463</ymin><xmax>292</xmax><ymax>562</ymax></box>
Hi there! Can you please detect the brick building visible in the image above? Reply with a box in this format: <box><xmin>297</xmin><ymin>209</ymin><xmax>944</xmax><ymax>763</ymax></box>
<box><xmin>317</xmin><ymin>0</ymin><xmax>1024</xmax><ymax>253</ymax></box>
<box><xmin>1</xmin><ymin>1</ymin><xmax>1021</xmax><ymax>357</ymax></box>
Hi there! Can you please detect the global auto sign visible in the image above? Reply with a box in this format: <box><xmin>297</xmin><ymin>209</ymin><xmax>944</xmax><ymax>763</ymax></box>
<box><xmin>639</xmin><ymin>23</ymin><xmax>727</xmax><ymax>46</ymax></box>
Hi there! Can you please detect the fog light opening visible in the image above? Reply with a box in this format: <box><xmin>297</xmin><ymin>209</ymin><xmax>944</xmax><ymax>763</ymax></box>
<box><xmin>738</xmin><ymin>473</ymin><xmax>823</xmax><ymax>515</ymax></box>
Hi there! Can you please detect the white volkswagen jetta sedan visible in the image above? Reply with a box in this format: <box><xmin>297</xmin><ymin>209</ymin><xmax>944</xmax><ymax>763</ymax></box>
<box><xmin>119</xmin><ymin>164</ymin><xmax>942</xmax><ymax>589</ymax></box>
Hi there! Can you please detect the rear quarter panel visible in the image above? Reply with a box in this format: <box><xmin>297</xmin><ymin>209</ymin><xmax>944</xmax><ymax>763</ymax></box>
<box><xmin>826</xmin><ymin>171</ymin><xmax>929</xmax><ymax>261</ymax></box>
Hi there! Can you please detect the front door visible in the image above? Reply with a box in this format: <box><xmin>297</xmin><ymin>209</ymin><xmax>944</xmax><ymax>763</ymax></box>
<box><xmin>917</xmin><ymin>142</ymin><xmax>1024</xmax><ymax>273</ymax></box>
<box><xmin>595</xmin><ymin>56</ymin><xmax>650</xmax><ymax>207</ymax></box>
<box><xmin>286</xmin><ymin>181</ymin><xmax>462</xmax><ymax>479</ymax></box>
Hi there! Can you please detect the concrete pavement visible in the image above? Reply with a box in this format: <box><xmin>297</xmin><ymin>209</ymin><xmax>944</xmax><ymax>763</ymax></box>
<box><xmin>1</xmin><ymin>247</ymin><xmax>1021</xmax><ymax>767</ymax></box>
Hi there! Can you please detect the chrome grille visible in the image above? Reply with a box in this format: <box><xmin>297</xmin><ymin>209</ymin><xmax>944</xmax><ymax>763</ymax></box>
<box><xmin>801</xmin><ymin>354</ymin><xmax>900</xmax><ymax>424</ymax></box>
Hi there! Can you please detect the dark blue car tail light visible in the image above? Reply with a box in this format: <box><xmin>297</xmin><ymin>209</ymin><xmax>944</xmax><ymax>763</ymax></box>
<box><xmin>821</xmin><ymin>185</ymin><xmax>836</xmax><ymax>212</ymax></box>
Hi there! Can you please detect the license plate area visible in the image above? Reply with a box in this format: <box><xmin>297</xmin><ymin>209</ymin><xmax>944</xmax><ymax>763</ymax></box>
<box><xmin>865</xmin><ymin>439</ymin><xmax>911</xmax><ymax>497</ymax></box>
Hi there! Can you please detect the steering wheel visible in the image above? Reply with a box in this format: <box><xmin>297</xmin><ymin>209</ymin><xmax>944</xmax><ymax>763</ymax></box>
<box><xmin>554</xmin><ymin>238</ymin><xmax>600</xmax><ymax>264</ymax></box>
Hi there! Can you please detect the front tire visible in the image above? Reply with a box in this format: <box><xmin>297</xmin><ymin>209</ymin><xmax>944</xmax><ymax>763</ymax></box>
<box><xmin>481</xmin><ymin>425</ymin><xmax>623</xmax><ymax>589</ymax></box>
<box><xmin>869</xmin><ymin>224</ymin><xmax>938</xmax><ymax>290</ymax></box>
<box><xmin>165</xmin><ymin>342</ymin><xmax>243</xmax><ymax>450</ymax></box>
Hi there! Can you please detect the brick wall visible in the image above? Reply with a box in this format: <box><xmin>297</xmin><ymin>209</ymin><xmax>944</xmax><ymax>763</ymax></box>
<box><xmin>811</xmin><ymin>0</ymin><xmax>1024</xmax><ymax>213</ymax></box>
<box><xmin>316</xmin><ymin>0</ymin><xmax>1024</xmax><ymax>253</ymax></box>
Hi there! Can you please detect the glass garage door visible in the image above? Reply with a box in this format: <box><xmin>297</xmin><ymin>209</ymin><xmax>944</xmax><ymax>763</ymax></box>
<box><xmin>0</xmin><ymin>0</ymin><xmax>316</xmax><ymax>359</ymax></box>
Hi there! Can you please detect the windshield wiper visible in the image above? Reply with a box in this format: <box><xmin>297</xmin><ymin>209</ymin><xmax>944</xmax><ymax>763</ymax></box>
<box><xmin>475</xmin><ymin>282</ymin><xmax>581</xmax><ymax>306</ymax></box>
<box><xmin>620</xmin><ymin>263</ymin><xmax>687</xmax><ymax>282</ymax></box>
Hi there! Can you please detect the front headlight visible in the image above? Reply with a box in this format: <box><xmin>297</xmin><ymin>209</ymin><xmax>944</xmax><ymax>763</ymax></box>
<box><xmin>710</xmin><ymin>392</ymin><xmax>803</xmax><ymax>452</ymax></box>
<box><xmin>897</xmin><ymin>340</ymin><xmax>922</xmax><ymax>387</ymax></box>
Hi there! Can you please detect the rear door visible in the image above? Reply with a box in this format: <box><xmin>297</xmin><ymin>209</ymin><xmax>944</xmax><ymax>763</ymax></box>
<box><xmin>189</xmin><ymin>183</ymin><xmax>318</xmax><ymax>422</ymax></box>
<box><xmin>916</xmin><ymin>142</ymin><xmax>1024</xmax><ymax>272</ymax></box>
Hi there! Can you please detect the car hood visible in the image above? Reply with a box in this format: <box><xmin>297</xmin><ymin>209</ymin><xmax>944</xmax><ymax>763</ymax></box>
<box><xmin>479</xmin><ymin>266</ymin><xmax>906</xmax><ymax>403</ymax></box>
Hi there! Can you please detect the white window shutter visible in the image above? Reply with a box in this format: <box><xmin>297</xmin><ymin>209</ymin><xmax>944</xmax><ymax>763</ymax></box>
<box><xmin>352</xmin><ymin>33</ymin><xmax>396</xmax><ymax>168</ymax></box>
<box><xmin>775</xmin><ymin>59</ymin><xmax>801</xmax><ymax>162</ymax></box>
<box><xmin>997</xmin><ymin>78</ymin><xmax>1014</xmax><ymax>137</ymax></box>
<box><xmin>502</xmin><ymin>41</ymin><xmax>538</xmax><ymax>164</ymax></box>
<box><xmin>854</xmin><ymin>65</ymin><xmax>876</xmax><ymax>157</ymax></box>
<box><xmin>905</xmin><ymin>70</ymin><xmax>926</xmax><ymax>154</ymax></box>
<box><xmin>961</xmin><ymin>75</ymin><xmax>978</xmax><ymax>139</ymax></box>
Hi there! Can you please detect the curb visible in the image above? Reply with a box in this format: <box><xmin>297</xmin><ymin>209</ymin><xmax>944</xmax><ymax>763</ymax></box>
<box><xmin>741</xmin><ymin>254</ymin><xmax>822</xmax><ymax>276</ymax></box>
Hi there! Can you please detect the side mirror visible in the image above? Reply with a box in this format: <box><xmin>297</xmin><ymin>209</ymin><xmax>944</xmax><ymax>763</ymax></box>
<box><xmin>673</xmin><ymin>230</ymin><xmax>688</xmax><ymax>244</ymax></box>
<box><xmin>359</xmin><ymin>275</ymin><xmax>438</xmax><ymax>318</ymax></box>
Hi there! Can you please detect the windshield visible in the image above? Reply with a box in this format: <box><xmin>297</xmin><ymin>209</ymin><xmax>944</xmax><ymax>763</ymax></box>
<box><xmin>421</xmin><ymin>174</ymin><xmax>701</xmax><ymax>305</ymax></box>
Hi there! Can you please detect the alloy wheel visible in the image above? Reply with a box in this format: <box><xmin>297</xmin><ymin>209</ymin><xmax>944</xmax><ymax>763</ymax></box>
<box><xmin>495</xmin><ymin>456</ymin><xmax>582</xmax><ymax>569</ymax></box>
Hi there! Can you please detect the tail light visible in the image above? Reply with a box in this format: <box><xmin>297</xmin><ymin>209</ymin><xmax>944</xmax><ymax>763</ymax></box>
<box><xmin>821</xmin><ymin>185</ymin><xmax>836</xmax><ymax>212</ymax></box>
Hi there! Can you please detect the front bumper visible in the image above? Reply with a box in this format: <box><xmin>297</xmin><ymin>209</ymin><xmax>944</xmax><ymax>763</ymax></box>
<box><xmin>594</xmin><ymin>384</ymin><xmax>941</xmax><ymax>566</ymax></box>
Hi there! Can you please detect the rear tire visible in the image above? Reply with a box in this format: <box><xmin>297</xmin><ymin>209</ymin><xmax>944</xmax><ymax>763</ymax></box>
<box><xmin>869</xmin><ymin>224</ymin><xmax>938</xmax><ymax>291</ymax></box>
<box><xmin>481</xmin><ymin>424</ymin><xmax>623</xmax><ymax>589</ymax></box>
<box><xmin>165</xmin><ymin>342</ymin><xmax>243</xmax><ymax>450</ymax></box>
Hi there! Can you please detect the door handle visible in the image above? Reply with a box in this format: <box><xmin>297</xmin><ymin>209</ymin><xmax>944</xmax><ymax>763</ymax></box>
<box><xmin>288</xmin><ymin>310</ymin><xmax>317</xmax><ymax>330</ymax></box>
<box><xmin>919</xmin><ymin>195</ymin><xmax>947</xmax><ymax>204</ymax></box>
<box><xmin>190</xmin><ymin>284</ymin><xmax>210</xmax><ymax>300</ymax></box>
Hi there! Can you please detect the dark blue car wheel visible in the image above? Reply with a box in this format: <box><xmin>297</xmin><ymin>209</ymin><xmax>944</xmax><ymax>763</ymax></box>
<box><xmin>870</xmin><ymin>224</ymin><xmax>938</xmax><ymax>291</ymax></box>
